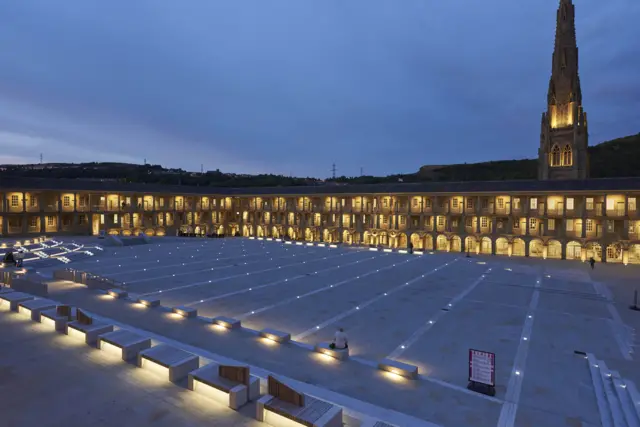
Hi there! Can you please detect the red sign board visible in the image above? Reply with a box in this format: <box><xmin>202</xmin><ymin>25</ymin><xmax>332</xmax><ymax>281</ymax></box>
<box><xmin>468</xmin><ymin>349</ymin><xmax>495</xmax><ymax>386</ymax></box>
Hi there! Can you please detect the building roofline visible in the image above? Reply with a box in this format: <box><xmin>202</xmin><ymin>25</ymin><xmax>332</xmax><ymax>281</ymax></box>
<box><xmin>2</xmin><ymin>176</ymin><xmax>640</xmax><ymax>197</ymax></box>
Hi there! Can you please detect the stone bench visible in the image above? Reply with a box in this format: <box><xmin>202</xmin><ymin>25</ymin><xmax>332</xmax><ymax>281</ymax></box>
<box><xmin>107</xmin><ymin>288</ymin><xmax>128</xmax><ymax>299</ymax></box>
<box><xmin>260</xmin><ymin>328</ymin><xmax>291</xmax><ymax>343</ymax></box>
<box><xmin>17</xmin><ymin>298</ymin><xmax>57</xmax><ymax>321</ymax></box>
<box><xmin>256</xmin><ymin>376</ymin><xmax>342</xmax><ymax>427</ymax></box>
<box><xmin>138</xmin><ymin>344</ymin><xmax>199</xmax><ymax>382</ymax></box>
<box><xmin>188</xmin><ymin>363</ymin><xmax>260</xmax><ymax>410</ymax></box>
<box><xmin>314</xmin><ymin>342</ymin><xmax>349</xmax><ymax>361</ymax></box>
<box><xmin>40</xmin><ymin>305</ymin><xmax>74</xmax><ymax>331</ymax></box>
<box><xmin>98</xmin><ymin>329</ymin><xmax>152</xmax><ymax>361</ymax></box>
<box><xmin>173</xmin><ymin>305</ymin><xmax>197</xmax><ymax>318</ymax></box>
<box><xmin>212</xmin><ymin>316</ymin><xmax>241</xmax><ymax>330</ymax></box>
<box><xmin>137</xmin><ymin>296</ymin><xmax>160</xmax><ymax>307</ymax></box>
<box><xmin>0</xmin><ymin>291</ymin><xmax>34</xmax><ymax>312</ymax></box>
<box><xmin>66</xmin><ymin>309</ymin><xmax>114</xmax><ymax>344</ymax></box>
<box><xmin>377</xmin><ymin>358</ymin><xmax>419</xmax><ymax>379</ymax></box>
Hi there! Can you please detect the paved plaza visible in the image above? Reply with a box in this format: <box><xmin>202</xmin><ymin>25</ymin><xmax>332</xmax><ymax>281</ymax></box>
<box><xmin>5</xmin><ymin>236</ymin><xmax>640</xmax><ymax>427</ymax></box>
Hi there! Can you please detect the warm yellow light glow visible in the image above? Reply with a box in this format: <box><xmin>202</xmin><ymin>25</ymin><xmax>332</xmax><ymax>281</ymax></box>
<box><xmin>212</xmin><ymin>324</ymin><xmax>228</xmax><ymax>332</ymax></box>
<box><xmin>260</xmin><ymin>337</ymin><xmax>277</xmax><ymax>346</ymax></box>
<box><xmin>67</xmin><ymin>326</ymin><xmax>87</xmax><ymax>342</ymax></box>
<box><xmin>132</xmin><ymin>303</ymin><xmax>147</xmax><ymax>310</ymax></box>
<box><xmin>166</xmin><ymin>313</ymin><xmax>185</xmax><ymax>320</ymax></box>
<box><xmin>99</xmin><ymin>339</ymin><xmax>124</xmax><ymax>359</ymax></box>
<box><xmin>98</xmin><ymin>294</ymin><xmax>113</xmax><ymax>300</ymax></box>
<box><xmin>312</xmin><ymin>352</ymin><xmax>337</xmax><ymax>364</ymax></box>
<box><xmin>192</xmin><ymin>379</ymin><xmax>230</xmax><ymax>404</ymax></box>
<box><xmin>41</xmin><ymin>315</ymin><xmax>58</xmax><ymax>330</ymax></box>
<box><xmin>549</xmin><ymin>102</ymin><xmax>574</xmax><ymax>129</ymax></box>
<box><xmin>18</xmin><ymin>306</ymin><xmax>32</xmax><ymax>318</ymax></box>
<box><xmin>382</xmin><ymin>370</ymin><xmax>407</xmax><ymax>383</ymax></box>
<box><xmin>140</xmin><ymin>357</ymin><xmax>170</xmax><ymax>380</ymax></box>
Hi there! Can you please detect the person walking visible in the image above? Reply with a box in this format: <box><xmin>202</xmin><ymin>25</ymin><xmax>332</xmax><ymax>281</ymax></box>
<box><xmin>589</xmin><ymin>257</ymin><xmax>595</xmax><ymax>270</ymax></box>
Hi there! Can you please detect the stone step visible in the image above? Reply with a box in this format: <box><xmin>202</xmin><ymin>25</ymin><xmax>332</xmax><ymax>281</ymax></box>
<box><xmin>587</xmin><ymin>354</ymin><xmax>640</xmax><ymax>427</ymax></box>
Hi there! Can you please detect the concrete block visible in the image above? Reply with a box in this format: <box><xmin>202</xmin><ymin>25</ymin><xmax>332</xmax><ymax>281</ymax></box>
<box><xmin>173</xmin><ymin>305</ymin><xmax>197</xmax><ymax>318</ymax></box>
<box><xmin>98</xmin><ymin>329</ymin><xmax>152</xmax><ymax>361</ymax></box>
<box><xmin>138</xmin><ymin>344</ymin><xmax>199</xmax><ymax>382</ymax></box>
<box><xmin>212</xmin><ymin>316</ymin><xmax>241</xmax><ymax>329</ymax></box>
<box><xmin>260</xmin><ymin>328</ymin><xmax>291</xmax><ymax>343</ymax></box>
<box><xmin>18</xmin><ymin>298</ymin><xmax>57</xmax><ymax>321</ymax></box>
<box><xmin>0</xmin><ymin>292</ymin><xmax>34</xmax><ymax>312</ymax></box>
<box><xmin>314</xmin><ymin>342</ymin><xmax>349</xmax><ymax>361</ymax></box>
<box><xmin>377</xmin><ymin>358</ymin><xmax>419</xmax><ymax>379</ymax></box>
<box><xmin>137</xmin><ymin>296</ymin><xmax>160</xmax><ymax>307</ymax></box>
<box><xmin>107</xmin><ymin>289</ymin><xmax>128</xmax><ymax>299</ymax></box>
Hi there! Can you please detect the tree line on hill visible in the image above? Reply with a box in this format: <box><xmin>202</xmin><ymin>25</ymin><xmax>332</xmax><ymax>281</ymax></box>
<box><xmin>0</xmin><ymin>133</ymin><xmax>638</xmax><ymax>187</ymax></box>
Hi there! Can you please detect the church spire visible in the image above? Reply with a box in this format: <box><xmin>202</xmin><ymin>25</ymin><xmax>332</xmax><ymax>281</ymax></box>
<box><xmin>549</xmin><ymin>0</ymin><xmax>581</xmax><ymax>105</ymax></box>
<box><xmin>538</xmin><ymin>0</ymin><xmax>589</xmax><ymax>180</ymax></box>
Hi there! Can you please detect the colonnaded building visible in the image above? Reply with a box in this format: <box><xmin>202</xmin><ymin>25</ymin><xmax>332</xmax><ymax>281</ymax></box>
<box><xmin>1</xmin><ymin>0</ymin><xmax>639</xmax><ymax>264</ymax></box>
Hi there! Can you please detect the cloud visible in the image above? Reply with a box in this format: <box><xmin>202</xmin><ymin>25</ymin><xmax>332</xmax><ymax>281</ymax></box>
<box><xmin>0</xmin><ymin>0</ymin><xmax>637</xmax><ymax>177</ymax></box>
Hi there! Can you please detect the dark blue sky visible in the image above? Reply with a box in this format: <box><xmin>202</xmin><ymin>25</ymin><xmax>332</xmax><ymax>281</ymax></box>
<box><xmin>0</xmin><ymin>1</ymin><xmax>638</xmax><ymax>178</ymax></box>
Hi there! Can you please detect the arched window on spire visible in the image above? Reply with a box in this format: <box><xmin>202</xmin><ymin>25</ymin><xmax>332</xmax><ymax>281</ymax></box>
<box><xmin>562</xmin><ymin>145</ymin><xmax>573</xmax><ymax>166</ymax></box>
<box><xmin>550</xmin><ymin>145</ymin><xmax>561</xmax><ymax>166</ymax></box>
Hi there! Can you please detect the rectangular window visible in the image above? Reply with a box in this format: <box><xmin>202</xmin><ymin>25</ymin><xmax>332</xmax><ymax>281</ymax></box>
<box><xmin>412</xmin><ymin>199</ymin><xmax>418</xmax><ymax>207</ymax></box>
<box><xmin>451</xmin><ymin>219</ymin><xmax>458</xmax><ymax>227</ymax></box>
<box><xmin>425</xmin><ymin>199</ymin><xmax>432</xmax><ymax>208</ymax></box>
<box><xmin>586</xmin><ymin>219</ymin><xmax>593</xmax><ymax>232</ymax></box>
<box><xmin>566</xmin><ymin>198</ymin><xmax>574</xmax><ymax>210</ymax></box>
<box><xmin>79</xmin><ymin>214</ymin><xmax>87</xmax><ymax>225</ymax></box>
<box><xmin>606</xmin><ymin>198</ymin><xmax>614</xmax><ymax>210</ymax></box>
<box><xmin>383</xmin><ymin>216</ymin><xmax>388</xmax><ymax>225</ymax></box>
<box><xmin>63</xmin><ymin>196</ymin><xmax>70</xmax><ymax>207</ymax></box>
<box><xmin>466</xmin><ymin>198</ymin><xmax>473</xmax><ymax>209</ymax></box>
<box><xmin>481</xmin><ymin>217</ymin><xmax>488</xmax><ymax>228</ymax></box>
<box><xmin>497</xmin><ymin>198</ymin><xmax>504</xmax><ymax>209</ymax></box>
<box><xmin>513</xmin><ymin>220</ymin><xmax>520</xmax><ymax>229</ymax></box>
<box><xmin>586</xmin><ymin>198</ymin><xmax>594</xmax><ymax>210</ymax></box>
<box><xmin>629</xmin><ymin>197</ymin><xmax>637</xmax><ymax>212</ymax></box>
<box><xmin>11</xmin><ymin>195</ymin><xmax>19</xmax><ymax>207</ymax></box>
<box><xmin>548</xmin><ymin>219</ymin><xmax>555</xmax><ymax>231</ymax></box>
<box><xmin>30</xmin><ymin>217</ymin><xmax>38</xmax><ymax>227</ymax></box>
<box><xmin>466</xmin><ymin>217</ymin><xmax>473</xmax><ymax>227</ymax></box>
<box><xmin>438</xmin><ymin>216</ymin><xmax>444</xmax><ymax>226</ymax></box>
<box><xmin>481</xmin><ymin>199</ymin><xmax>488</xmax><ymax>209</ymax></box>
<box><xmin>383</xmin><ymin>199</ymin><xmax>388</xmax><ymax>207</ymax></box>
<box><xmin>530</xmin><ymin>198</ymin><xmax>538</xmax><ymax>209</ymax></box>
<box><xmin>79</xmin><ymin>198</ymin><xmax>85</xmax><ymax>207</ymax></box>
<box><xmin>529</xmin><ymin>218</ymin><xmax>537</xmax><ymax>229</ymax></box>
<box><xmin>566</xmin><ymin>220</ymin><xmax>574</xmax><ymax>231</ymax></box>
<box><xmin>452</xmin><ymin>199</ymin><xmax>459</xmax><ymax>208</ymax></box>
<box><xmin>47</xmin><ymin>216</ymin><xmax>54</xmax><ymax>226</ymax></box>
<box><xmin>100</xmin><ymin>214</ymin><xmax>105</xmax><ymax>225</ymax></box>
<box><xmin>400</xmin><ymin>216</ymin><xmax>405</xmax><ymax>225</ymax></box>
<box><xmin>30</xmin><ymin>197</ymin><xmax>37</xmax><ymax>207</ymax></box>
<box><xmin>513</xmin><ymin>198</ymin><xmax>521</xmax><ymax>210</ymax></box>
<box><xmin>607</xmin><ymin>220</ymin><xmax>614</xmax><ymax>233</ymax></box>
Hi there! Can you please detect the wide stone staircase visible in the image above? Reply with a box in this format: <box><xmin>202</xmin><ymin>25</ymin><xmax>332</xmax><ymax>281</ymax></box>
<box><xmin>587</xmin><ymin>354</ymin><xmax>640</xmax><ymax>427</ymax></box>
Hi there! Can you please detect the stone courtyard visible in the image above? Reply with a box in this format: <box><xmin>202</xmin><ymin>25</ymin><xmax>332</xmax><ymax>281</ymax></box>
<box><xmin>3</xmin><ymin>236</ymin><xmax>640</xmax><ymax>427</ymax></box>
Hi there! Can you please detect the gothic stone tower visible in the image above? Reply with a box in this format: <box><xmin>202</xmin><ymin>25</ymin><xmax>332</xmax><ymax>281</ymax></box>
<box><xmin>538</xmin><ymin>0</ymin><xmax>589</xmax><ymax>180</ymax></box>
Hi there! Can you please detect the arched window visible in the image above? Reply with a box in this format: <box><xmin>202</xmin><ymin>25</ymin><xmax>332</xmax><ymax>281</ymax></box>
<box><xmin>562</xmin><ymin>145</ymin><xmax>573</xmax><ymax>166</ymax></box>
<box><xmin>550</xmin><ymin>145</ymin><xmax>561</xmax><ymax>166</ymax></box>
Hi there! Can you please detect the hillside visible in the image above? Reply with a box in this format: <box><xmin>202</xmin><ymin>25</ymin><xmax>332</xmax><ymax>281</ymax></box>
<box><xmin>0</xmin><ymin>133</ymin><xmax>638</xmax><ymax>187</ymax></box>
<box><xmin>417</xmin><ymin>133</ymin><xmax>640</xmax><ymax>181</ymax></box>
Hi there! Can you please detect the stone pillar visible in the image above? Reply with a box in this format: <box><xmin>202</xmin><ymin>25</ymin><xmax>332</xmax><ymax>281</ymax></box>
<box><xmin>525</xmin><ymin>238</ymin><xmax>530</xmax><ymax>257</ymax></box>
<box><xmin>581</xmin><ymin>247</ymin><xmax>587</xmax><ymax>262</ymax></box>
<box><xmin>622</xmin><ymin>248</ymin><xmax>629</xmax><ymax>265</ymax></box>
<box><xmin>507</xmin><ymin>242</ymin><xmax>513</xmax><ymax>257</ymax></box>
<box><xmin>542</xmin><ymin>245</ymin><xmax>548</xmax><ymax>260</ymax></box>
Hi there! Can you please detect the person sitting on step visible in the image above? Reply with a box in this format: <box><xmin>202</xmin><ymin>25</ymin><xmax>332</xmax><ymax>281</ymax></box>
<box><xmin>329</xmin><ymin>327</ymin><xmax>348</xmax><ymax>350</ymax></box>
